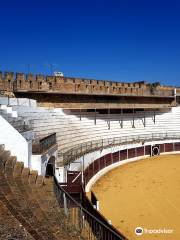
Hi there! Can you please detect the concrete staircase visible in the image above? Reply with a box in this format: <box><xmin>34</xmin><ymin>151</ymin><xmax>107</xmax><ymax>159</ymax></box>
<box><xmin>0</xmin><ymin>144</ymin><xmax>82</xmax><ymax>240</ymax></box>
<box><xmin>0</xmin><ymin>200</ymin><xmax>35</xmax><ymax>240</ymax></box>
<box><xmin>0</xmin><ymin>106</ymin><xmax>31</xmax><ymax>133</ymax></box>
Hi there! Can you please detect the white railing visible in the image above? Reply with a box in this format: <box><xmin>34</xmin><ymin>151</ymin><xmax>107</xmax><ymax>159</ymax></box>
<box><xmin>60</xmin><ymin>131</ymin><xmax>180</xmax><ymax>165</ymax></box>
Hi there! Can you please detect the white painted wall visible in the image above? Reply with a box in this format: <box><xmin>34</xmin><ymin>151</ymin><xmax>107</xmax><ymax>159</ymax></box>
<box><xmin>0</xmin><ymin>115</ymin><xmax>29</xmax><ymax>167</ymax></box>
<box><xmin>70</xmin><ymin>139</ymin><xmax>180</xmax><ymax>171</ymax></box>
<box><xmin>55</xmin><ymin>167</ymin><xmax>65</xmax><ymax>182</ymax></box>
<box><xmin>41</xmin><ymin>150</ymin><xmax>58</xmax><ymax>176</ymax></box>
<box><xmin>0</xmin><ymin>97</ymin><xmax>37</xmax><ymax>107</ymax></box>
<box><xmin>31</xmin><ymin>155</ymin><xmax>41</xmax><ymax>174</ymax></box>
<box><xmin>70</xmin><ymin>142</ymin><xmax>142</xmax><ymax>171</ymax></box>
<box><xmin>31</xmin><ymin>150</ymin><xmax>58</xmax><ymax>176</ymax></box>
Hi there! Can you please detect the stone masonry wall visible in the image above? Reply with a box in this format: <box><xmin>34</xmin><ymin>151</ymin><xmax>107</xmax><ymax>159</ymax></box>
<box><xmin>0</xmin><ymin>71</ymin><xmax>178</xmax><ymax>109</ymax></box>
<box><xmin>0</xmin><ymin>71</ymin><xmax>177</xmax><ymax>97</ymax></box>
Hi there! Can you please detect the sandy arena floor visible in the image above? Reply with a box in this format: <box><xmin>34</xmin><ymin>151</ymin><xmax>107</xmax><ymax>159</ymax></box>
<box><xmin>92</xmin><ymin>154</ymin><xmax>180</xmax><ymax>240</ymax></box>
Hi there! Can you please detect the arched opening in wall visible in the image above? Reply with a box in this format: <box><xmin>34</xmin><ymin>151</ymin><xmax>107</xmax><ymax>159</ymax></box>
<box><xmin>45</xmin><ymin>156</ymin><xmax>55</xmax><ymax>177</ymax></box>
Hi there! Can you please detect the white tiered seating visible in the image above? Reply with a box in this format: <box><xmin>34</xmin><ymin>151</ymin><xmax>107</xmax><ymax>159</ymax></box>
<box><xmin>11</xmin><ymin>105</ymin><xmax>180</xmax><ymax>160</ymax></box>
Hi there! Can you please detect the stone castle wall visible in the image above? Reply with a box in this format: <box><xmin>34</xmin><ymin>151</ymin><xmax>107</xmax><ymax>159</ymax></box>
<box><xmin>0</xmin><ymin>71</ymin><xmax>178</xmax><ymax>97</ymax></box>
<box><xmin>0</xmin><ymin>71</ymin><xmax>178</xmax><ymax>109</ymax></box>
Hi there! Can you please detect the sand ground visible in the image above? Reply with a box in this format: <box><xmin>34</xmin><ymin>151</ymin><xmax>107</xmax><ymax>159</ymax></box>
<box><xmin>92</xmin><ymin>154</ymin><xmax>180</xmax><ymax>240</ymax></box>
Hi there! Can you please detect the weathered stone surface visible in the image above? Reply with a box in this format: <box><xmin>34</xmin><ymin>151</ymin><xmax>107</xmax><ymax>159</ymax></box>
<box><xmin>0</xmin><ymin>149</ymin><xmax>83</xmax><ymax>240</ymax></box>
<box><xmin>0</xmin><ymin>71</ymin><xmax>178</xmax><ymax>109</ymax></box>
<box><xmin>0</xmin><ymin>200</ymin><xmax>34</xmax><ymax>240</ymax></box>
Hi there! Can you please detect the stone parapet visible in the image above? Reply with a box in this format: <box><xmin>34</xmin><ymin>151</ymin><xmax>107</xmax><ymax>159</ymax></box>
<box><xmin>0</xmin><ymin>71</ymin><xmax>178</xmax><ymax>98</ymax></box>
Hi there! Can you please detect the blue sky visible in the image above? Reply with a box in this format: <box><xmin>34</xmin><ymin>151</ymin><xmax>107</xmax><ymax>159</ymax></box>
<box><xmin>0</xmin><ymin>0</ymin><xmax>180</xmax><ymax>85</ymax></box>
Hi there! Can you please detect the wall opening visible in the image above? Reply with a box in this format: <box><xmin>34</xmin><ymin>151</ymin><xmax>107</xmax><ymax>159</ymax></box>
<box><xmin>45</xmin><ymin>156</ymin><xmax>55</xmax><ymax>177</ymax></box>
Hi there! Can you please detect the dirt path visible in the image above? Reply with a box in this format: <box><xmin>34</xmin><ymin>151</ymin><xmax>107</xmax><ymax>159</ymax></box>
<box><xmin>92</xmin><ymin>154</ymin><xmax>180</xmax><ymax>240</ymax></box>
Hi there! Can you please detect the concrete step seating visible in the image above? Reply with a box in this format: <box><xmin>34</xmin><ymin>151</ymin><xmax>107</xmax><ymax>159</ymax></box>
<box><xmin>0</xmin><ymin>200</ymin><xmax>35</xmax><ymax>240</ymax></box>
<box><xmin>0</xmin><ymin>108</ymin><xmax>31</xmax><ymax>133</ymax></box>
<box><xmin>0</xmin><ymin>145</ymin><xmax>82</xmax><ymax>240</ymax></box>
<box><xmin>8</xmin><ymin>105</ymin><xmax>180</xmax><ymax>155</ymax></box>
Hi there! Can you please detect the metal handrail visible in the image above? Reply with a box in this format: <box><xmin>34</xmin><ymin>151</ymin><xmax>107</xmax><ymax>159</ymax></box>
<box><xmin>54</xmin><ymin>175</ymin><xmax>127</xmax><ymax>240</ymax></box>
<box><xmin>59</xmin><ymin>132</ymin><xmax>180</xmax><ymax>165</ymax></box>
<box><xmin>32</xmin><ymin>133</ymin><xmax>56</xmax><ymax>154</ymax></box>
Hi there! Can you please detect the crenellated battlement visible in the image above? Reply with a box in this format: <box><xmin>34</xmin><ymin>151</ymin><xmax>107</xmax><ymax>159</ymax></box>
<box><xmin>0</xmin><ymin>70</ymin><xmax>179</xmax><ymax>99</ymax></box>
